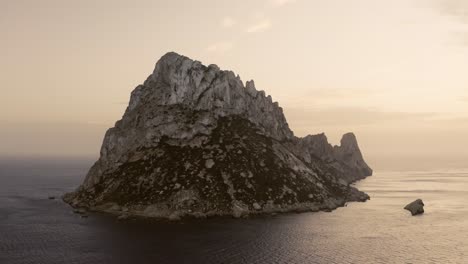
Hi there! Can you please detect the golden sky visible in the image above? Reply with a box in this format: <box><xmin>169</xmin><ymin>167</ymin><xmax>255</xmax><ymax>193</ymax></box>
<box><xmin>1</xmin><ymin>0</ymin><xmax>468</xmax><ymax>169</ymax></box>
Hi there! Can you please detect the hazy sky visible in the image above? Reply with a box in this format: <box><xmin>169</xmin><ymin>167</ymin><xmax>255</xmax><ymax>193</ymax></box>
<box><xmin>1</xmin><ymin>0</ymin><xmax>468</xmax><ymax>170</ymax></box>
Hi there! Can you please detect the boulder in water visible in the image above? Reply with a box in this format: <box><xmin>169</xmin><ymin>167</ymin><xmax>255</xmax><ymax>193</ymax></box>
<box><xmin>404</xmin><ymin>199</ymin><xmax>424</xmax><ymax>216</ymax></box>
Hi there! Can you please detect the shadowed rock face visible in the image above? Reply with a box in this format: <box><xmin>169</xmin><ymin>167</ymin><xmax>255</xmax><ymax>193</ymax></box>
<box><xmin>64</xmin><ymin>52</ymin><xmax>372</xmax><ymax>219</ymax></box>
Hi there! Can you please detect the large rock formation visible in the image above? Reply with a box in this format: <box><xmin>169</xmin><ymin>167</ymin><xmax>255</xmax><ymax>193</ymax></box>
<box><xmin>64</xmin><ymin>52</ymin><xmax>372</xmax><ymax>219</ymax></box>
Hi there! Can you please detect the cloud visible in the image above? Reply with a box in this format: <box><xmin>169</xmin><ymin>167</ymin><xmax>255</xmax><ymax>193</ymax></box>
<box><xmin>271</xmin><ymin>0</ymin><xmax>297</xmax><ymax>7</ymax></box>
<box><xmin>206</xmin><ymin>41</ymin><xmax>234</xmax><ymax>53</ymax></box>
<box><xmin>246</xmin><ymin>19</ymin><xmax>272</xmax><ymax>33</ymax></box>
<box><xmin>221</xmin><ymin>16</ymin><xmax>236</xmax><ymax>28</ymax></box>
<box><xmin>303</xmin><ymin>88</ymin><xmax>376</xmax><ymax>98</ymax></box>
<box><xmin>283</xmin><ymin>106</ymin><xmax>437</xmax><ymax>127</ymax></box>
<box><xmin>436</xmin><ymin>0</ymin><xmax>468</xmax><ymax>21</ymax></box>
<box><xmin>429</xmin><ymin>0</ymin><xmax>468</xmax><ymax>45</ymax></box>
<box><xmin>0</xmin><ymin>121</ymin><xmax>108</xmax><ymax>158</ymax></box>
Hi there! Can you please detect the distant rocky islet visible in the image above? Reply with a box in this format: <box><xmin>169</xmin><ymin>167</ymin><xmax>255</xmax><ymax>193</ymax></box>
<box><xmin>404</xmin><ymin>199</ymin><xmax>425</xmax><ymax>216</ymax></box>
<box><xmin>64</xmin><ymin>52</ymin><xmax>372</xmax><ymax>220</ymax></box>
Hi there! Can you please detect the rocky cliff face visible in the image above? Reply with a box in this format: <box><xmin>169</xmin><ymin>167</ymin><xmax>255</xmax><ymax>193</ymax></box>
<box><xmin>64</xmin><ymin>52</ymin><xmax>372</xmax><ymax>220</ymax></box>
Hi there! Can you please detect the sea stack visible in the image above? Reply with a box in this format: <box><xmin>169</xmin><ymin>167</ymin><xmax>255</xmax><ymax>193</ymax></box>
<box><xmin>63</xmin><ymin>52</ymin><xmax>373</xmax><ymax>219</ymax></box>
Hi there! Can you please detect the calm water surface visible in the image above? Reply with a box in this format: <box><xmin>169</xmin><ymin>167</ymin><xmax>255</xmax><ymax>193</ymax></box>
<box><xmin>0</xmin><ymin>159</ymin><xmax>467</xmax><ymax>264</ymax></box>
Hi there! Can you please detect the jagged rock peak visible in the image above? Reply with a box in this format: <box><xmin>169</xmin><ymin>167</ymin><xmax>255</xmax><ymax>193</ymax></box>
<box><xmin>340</xmin><ymin>132</ymin><xmax>359</xmax><ymax>149</ymax></box>
<box><xmin>246</xmin><ymin>80</ymin><xmax>256</xmax><ymax>90</ymax></box>
<box><xmin>334</xmin><ymin>132</ymin><xmax>373</xmax><ymax>177</ymax></box>
<box><xmin>130</xmin><ymin>52</ymin><xmax>293</xmax><ymax>141</ymax></box>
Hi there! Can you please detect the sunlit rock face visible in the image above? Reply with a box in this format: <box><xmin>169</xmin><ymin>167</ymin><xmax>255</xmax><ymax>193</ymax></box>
<box><xmin>64</xmin><ymin>52</ymin><xmax>372</xmax><ymax>219</ymax></box>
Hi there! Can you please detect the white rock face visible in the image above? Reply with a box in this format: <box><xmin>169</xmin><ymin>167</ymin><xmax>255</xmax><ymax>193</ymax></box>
<box><xmin>64</xmin><ymin>52</ymin><xmax>373</xmax><ymax>220</ymax></box>
<box><xmin>252</xmin><ymin>202</ymin><xmax>262</xmax><ymax>210</ymax></box>
<box><xmin>205</xmin><ymin>159</ymin><xmax>215</xmax><ymax>169</ymax></box>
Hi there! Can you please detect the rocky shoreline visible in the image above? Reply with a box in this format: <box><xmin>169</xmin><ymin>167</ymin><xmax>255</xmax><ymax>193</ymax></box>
<box><xmin>64</xmin><ymin>186</ymin><xmax>369</xmax><ymax>221</ymax></box>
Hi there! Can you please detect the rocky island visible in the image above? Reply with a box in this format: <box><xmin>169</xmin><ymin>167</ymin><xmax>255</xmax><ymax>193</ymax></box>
<box><xmin>64</xmin><ymin>52</ymin><xmax>372</xmax><ymax>220</ymax></box>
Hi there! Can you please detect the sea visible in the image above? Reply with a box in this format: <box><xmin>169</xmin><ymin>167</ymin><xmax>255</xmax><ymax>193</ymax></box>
<box><xmin>0</xmin><ymin>158</ymin><xmax>467</xmax><ymax>264</ymax></box>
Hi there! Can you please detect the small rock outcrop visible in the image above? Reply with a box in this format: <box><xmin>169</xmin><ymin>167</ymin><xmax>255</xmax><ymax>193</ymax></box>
<box><xmin>404</xmin><ymin>199</ymin><xmax>425</xmax><ymax>216</ymax></box>
<box><xmin>63</xmin><ymin>52</ymin><xmax>372</xmax><ymax>220</ymax></box>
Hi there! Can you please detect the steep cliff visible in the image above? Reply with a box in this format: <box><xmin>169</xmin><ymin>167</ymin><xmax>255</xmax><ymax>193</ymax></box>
<box><xmin>64</xmin><ymin>52</ymin><xmax>372</xmax><ymax>220</ymax></box>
